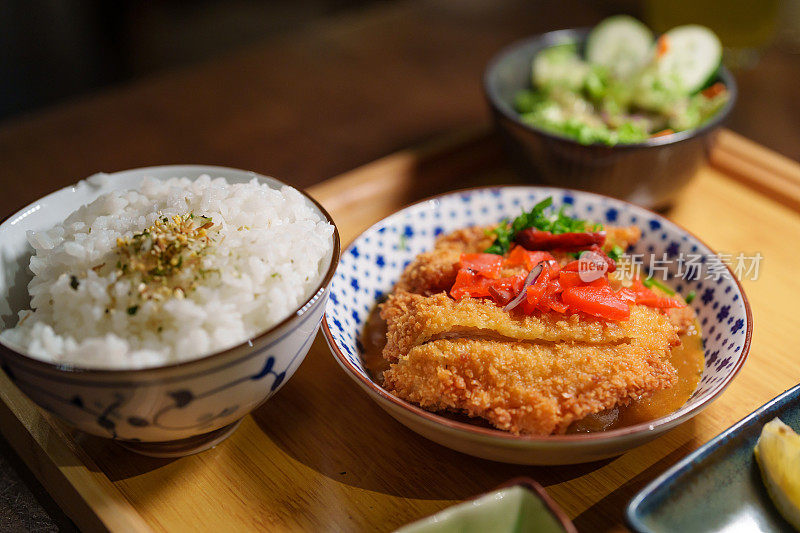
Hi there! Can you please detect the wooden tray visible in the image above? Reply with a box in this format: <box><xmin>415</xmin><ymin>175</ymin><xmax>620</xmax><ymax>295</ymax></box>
<box><xmin>2</xmin><ymin>128</ymin><xmax>800</xmax><ymax>532</ymax></box>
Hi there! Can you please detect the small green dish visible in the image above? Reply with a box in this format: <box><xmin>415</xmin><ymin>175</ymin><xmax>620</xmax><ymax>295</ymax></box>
<box><xmin>627</xmin><ymin>384</ymin><xmax>800</xmax><ymax>532</ymax></box>
<box><xmin>396</xmin><ymin>478</ymin><xmax>576</xmax><ymax>533</ymax></box>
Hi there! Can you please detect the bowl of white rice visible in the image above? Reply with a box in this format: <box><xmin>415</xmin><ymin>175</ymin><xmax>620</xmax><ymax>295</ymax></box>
<box><xmin>0</xmin><ymin>165</ymin><xmax>339</xmax><ymax>457</ymax></box>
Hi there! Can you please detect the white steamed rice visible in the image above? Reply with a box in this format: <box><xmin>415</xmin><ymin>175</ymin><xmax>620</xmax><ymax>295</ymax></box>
<box><xmin>0</xmin><ymin>175</ymin><xmax>334</xmax><ymax>369</ymax></box>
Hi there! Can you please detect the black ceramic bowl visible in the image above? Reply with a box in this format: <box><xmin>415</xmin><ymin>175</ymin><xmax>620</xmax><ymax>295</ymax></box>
<box><xmin>483</xmin><ymin>28</ymin><xmax>737</xmax><ymax>209</ymax></box>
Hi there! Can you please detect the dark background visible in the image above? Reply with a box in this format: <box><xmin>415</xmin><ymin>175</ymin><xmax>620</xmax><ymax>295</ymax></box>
<box><xmin>2</xmin><ymin>0</ymin><xmax>799</xmax><ymax>162</ymax></box>
<box><xmin>0</xmin><ymin>1</ymin><xmax>798</xmax><ymax>531</ymax></box>
<box><xmin>1</xmin><ymin>0</ymin><xmax>381</xmax><ymax>120</ymax></box>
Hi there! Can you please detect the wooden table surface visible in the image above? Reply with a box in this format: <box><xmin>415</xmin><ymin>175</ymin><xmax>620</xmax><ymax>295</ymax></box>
<box><xmin>0</xmin><ymin>0</ymin><xmax>798</xmax><ymax>530</ymax></box>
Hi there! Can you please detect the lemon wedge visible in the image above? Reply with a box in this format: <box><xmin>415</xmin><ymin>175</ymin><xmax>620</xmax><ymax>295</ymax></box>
<box><xmin>754</xmin><ymin>418</ymin><xmax>800</xmax><ymax>530</ymax></box>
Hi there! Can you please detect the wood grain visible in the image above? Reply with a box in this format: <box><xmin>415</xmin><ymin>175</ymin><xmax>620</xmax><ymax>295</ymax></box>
<box><xmin>0</xmin><ymin>129</ymin><xmax>798</xmax><ymax>531</ymax></box>
<box><xmin>0</xmin><ymin>374</ymin><xmax>152</xmax><ymax>533</ymax></box>
<box><xmin>711</xmin><ymin>129</ymin><xmax>800</xmax><ymax>212</ymax></box>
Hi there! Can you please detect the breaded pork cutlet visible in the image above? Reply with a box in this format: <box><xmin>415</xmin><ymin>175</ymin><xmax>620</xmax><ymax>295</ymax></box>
<box><xmin>667</xmin><ymin>304</ymin><xmax>697</xmax><ymax>336</ymax></box>
<box><xmin>396</xmin><ymin>224</ymin><xmax>642</xmax><ymax>296</ymax></box>
<box><xmin>383</xmin><ymin>338</ymin><xmax>678</xmax><ymax>435</ymax></box>
<box><xmin>379</xmin><ymin>292</ymin><xmax>680</xmax><ymax>434</ymax></box>
<box><xmin>604</xmin><ymin>226</ymin><xmax>642</xmax><ymax>251</ymax></box>
<box><xmin>381</xmin><ymin>291</ymin><xmax>680</xmax><ymax>363</ymax></box>
<box><xmin>377</xmin><ymin>219</ymin><xmax>695</xmax><ymax>435</ymax></box>
<box><xmin>395</xmin><ymin>227</ymin><xmax>494</xmax><ymax>295</ymax></box>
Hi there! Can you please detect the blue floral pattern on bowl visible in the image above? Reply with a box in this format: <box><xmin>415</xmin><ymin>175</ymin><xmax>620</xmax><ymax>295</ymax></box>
<box><xmin>0</xmin><ymin>165</ymin><xmax>339</xmax><ymax>457</ymax></box>
<box><xmin>323</xmin><ymin>186</ymin><xmax>752</xmax><ymax>464</ymax></box>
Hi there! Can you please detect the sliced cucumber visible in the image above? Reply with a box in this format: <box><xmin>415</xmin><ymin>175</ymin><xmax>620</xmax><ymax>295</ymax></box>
<box><xmin>532</xmin><ymin>42</ymin><xmax>589</xmax><ymax>91</ymax></box>
<box><xmin>586</xmin><ymin>15</ymin><xmax>653</xmax><ymax>79</ymax></box>
<box><xmin>657</xmin><ymin>25</ymin><xmax>722</xmax><ymax>94</ymax></box>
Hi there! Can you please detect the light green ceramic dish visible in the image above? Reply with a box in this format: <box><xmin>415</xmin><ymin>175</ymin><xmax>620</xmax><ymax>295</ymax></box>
<box><xmin>396</xmin><ymin>479</ymin><xmax>576</xmax><ymax>533</ymax></box>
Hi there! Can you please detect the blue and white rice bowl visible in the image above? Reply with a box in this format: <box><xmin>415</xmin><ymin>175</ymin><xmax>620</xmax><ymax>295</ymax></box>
<box><xmin>0</xmin><ymin>165</ymin><xmax>339</xmax><ymax>457</ymax></box>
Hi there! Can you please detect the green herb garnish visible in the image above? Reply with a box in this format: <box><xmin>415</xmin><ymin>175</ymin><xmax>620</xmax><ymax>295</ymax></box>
<box><xmin>685</xmin><ymin>290</ymin><xmax>696</xmax><ymax>304</ymax></box>
<box><xmin>643</xmin><ymin>276</ymin><xmax>675</xmax><ymax>296</ymax></box>
<box><xmin>484</xmin><ymin>223</ymin><xmax>514</xmax><ymax>255</ymax></box>
<box><xmin>485</xmin><ymin>197</ymin><xmax>596</xmax><ymax>255</ymax></box>
<box><xmin>607</xmin><ymin>245</ymin><xmax>624</xmax><ymax>262</ymax></box>
<box><xmin>549</xmin><ymin>206</ymin><xmax>596</xmax><ymax>234</ymax></box>
<box><xmin>127</xmin><ymin>305</ymin><xmax>139</xmax><ymax>315</ymax></box>
<box><xmin>511</xmin><ymin>197</ymin><xmax>553</xmax><ymax>235</ymax></box>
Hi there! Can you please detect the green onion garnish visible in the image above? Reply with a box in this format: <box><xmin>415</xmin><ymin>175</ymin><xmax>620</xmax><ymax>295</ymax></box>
<box><xmin>643</xmin><ymin>276</ymin><xmax>675</xmax><ymax>296</ymax></box>
<box><xmin>485</xmin><ymin>197</ymin><xmax>596</xmax><ymax>255</ymax></box>
<box><xmin>607</xmin><ymin>245</ymin><xmax>624</xmax><ymax>262</ymax></box>
<box><xmin>685</xmin><ymin>290</ymin><xmax>696</xmax><ymax>304</ymax></box>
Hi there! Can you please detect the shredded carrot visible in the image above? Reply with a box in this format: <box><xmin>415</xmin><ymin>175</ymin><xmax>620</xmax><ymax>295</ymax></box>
<box><xmin>651</xmin><ymin>129</ymin><xmax>674</xmax><ymax>138</ymax></box>
<box><xmin>656</xmin><ymin>35</ymin><xmax>670</xmax><ymax>58</ymax></box>
<box><xmin>702</xmin><ymin>82</ymin><xmax>726</xmax><ymax>99</ymax></box>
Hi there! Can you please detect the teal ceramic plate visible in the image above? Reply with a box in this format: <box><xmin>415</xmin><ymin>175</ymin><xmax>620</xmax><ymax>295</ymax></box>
<box><xmin>626</xmin><ymin>384</ymin><xmax>800</xmax><ymax>532</ymax></box>
<box><xmin>396</xmin><ymin>478</ymin><xmax>576</xmax><ymax>533</ymax></box>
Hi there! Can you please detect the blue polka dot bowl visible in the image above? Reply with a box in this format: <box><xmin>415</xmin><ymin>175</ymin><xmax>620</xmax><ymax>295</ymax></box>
<box><xmin>0</xmin><ymin>165</ymin><xmax>340</xmax><ymax>458</ymax></box>
<box><xmin>322</xmin><ymin>186</ymin><xmax>752</xmax><ymax>465</ymax></box>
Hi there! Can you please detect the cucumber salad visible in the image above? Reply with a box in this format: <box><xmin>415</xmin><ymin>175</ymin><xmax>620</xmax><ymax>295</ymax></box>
<box><xmin>515</xmin><ymin>16</ymin><xmax>730</xmax><ymax>145</ymax></box>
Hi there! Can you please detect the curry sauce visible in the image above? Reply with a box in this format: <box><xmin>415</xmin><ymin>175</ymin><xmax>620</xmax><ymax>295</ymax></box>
<box><xmin>360</xmin><ymin>304</ymin><xmax>704</xmax><ymax>434</ymax></box>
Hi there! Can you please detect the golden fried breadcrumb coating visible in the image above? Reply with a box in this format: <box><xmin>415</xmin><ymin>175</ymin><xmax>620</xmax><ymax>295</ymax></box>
<box><xmin>380</xmin><ymin>291</ymin><xmax>679</xmax><ymax>363</ymax></box>
<box><xmin>604</xmin><ymin>225</ymin><xmax>642</xmax><ymax>251</ymax></box>
<box><xmin>383</xmin><ymin>338</ymin><xmax>678</xmax><ymax>435</ymax></box>
<box><xmin>668</xmin><ymin>304</ymin><xmax>696</xmax><ymax>336</ymax></box>
<box><xmin>378</xmin><ymin>222</ymin><xmax>691</xmax><ymax>435</ymax></box>
<box><xmin>395</xmin><ymin>227</ymin><xmax>494</xmax><ymax>295</ymax></box>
